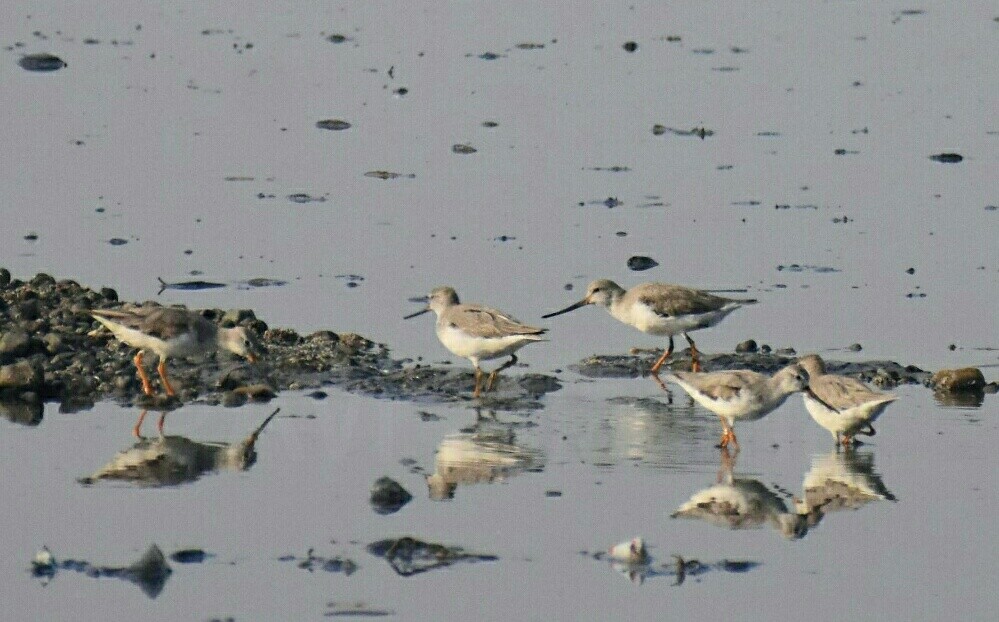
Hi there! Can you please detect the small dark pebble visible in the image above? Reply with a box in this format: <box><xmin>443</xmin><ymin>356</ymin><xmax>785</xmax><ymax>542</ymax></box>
<box><xmin>615</xmin><ymin>231</ymin><xmax>627</xmax><ymax>237</ymax></box>
<box><xmin>627</xmin><ymin>256</ymin><xmax>658</xmax><ymax>271</ymax></box>
<box><xmin>316</xmin><ymin>119</ymin><xmax>351</xmax><ymax>131</ymax></box>
<box><xmin>545</xmin><ymin>490</ymin><xmax>562</xmax><ymax>498</ymax></box>
<box><xmin>848</xmin><ymin>343</ymin><xmax>863</xmax><ymax>352</ymax></box>
<box><xmin>652</xmin><ymin>124</ymin><xmax>666</xmax><ymax>135</ymax></box>
<box><xmin>735</xmin><ymin>339</ymin><xmax>757</xmax><ymax>353</ymax></box>
<box><xmin>948</xmin><ymin>344</ymin><xmax>957</xmax><ymax>351</ymax></box>
<box><xmin>108</xmin><ymin>238</ymin><xmax>128</xmax><ymax>246</ymax></box>
<box><xmin>18</xmin><ymin>53</ymin><xmax>67</xmax><ymax>71</ymax></box>
<box><xmin>929</xmin><ymin>152</ymin><xmax>963</xmax><ymax>163</ymax></box>
<box><xmin>564</xmin><ymin>283</ymin><xmax>573</xmax><ymax>291</ymax></box>
<box><xmin>370</xmin><ymin>477</ymin><xmax>413</xmax><ymax>515</ymax></box>
<box><xmin>326</xmin><ymin>34</ymin><xmax>347</xmax><ymax>43</ymax></box>
<box><xmin>308</xmin><ymin>390</ymin><xmax>328</xmax><ymax>400</ymax></box>
<box><xmin>482</xmin><ymin>121</ymin><xmax>499</xmax><ymax>128</ymax></box>
<box><xmin>622</xmin><ymin>41</ymin><xmax>638</xmax><ymax>52</ymax></box>
<box><xmin>169</xmin><ymin>549</ymin><xmax>208</xmax><ymax>564</ymax></box>
<box><xmin>905</xmin><ymin>267</ymin><xmax>915</xmax><ymax>275</ymax></box>
<box><xmin>984</xmin><ymin>205</ymin><xmax>997</xmax><ymax>211</ymax></box>
<box><xmin>393</xmin><ymin>87</ymin><xmax>408</xmax><ymax>97</ymax></box>
<box><xmin>24</xmin><ymin>233</ymin><xmax>39</xmax><ymax>241</ymax></box>
<box><xmin>452</xmin><ymin>144</ymin><xmax>477</xmax><ymax>154</ymax></box>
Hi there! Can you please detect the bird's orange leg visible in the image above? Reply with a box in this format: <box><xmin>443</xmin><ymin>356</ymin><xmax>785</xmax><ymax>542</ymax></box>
<box><xmin>473</xmin><ymin>367</ymin><xmax>483</xmax><ymax>398</ymax></box>
<box><xmin>156</xmin><ymin>411</ymin><xmax>167</xmax><ymax>435</ymax></box>
<box><xmin>649</xmin><ymin>336</ymin><xmax>675</xmax><ymax>376</ymax></box>
<box><xmin>486</xmin><ymin>355</ymin><xmax>518</xmax><ymax>393</ymax></box>
<box><xmin>841</xmin><ymin>434</ymin><xmax>854</xmax><ymax>447</ymax></box>
<box><xmin>156</xmin><ymin>358</ymin><xmax>176</xmax><ymax>397</ymax></box>
<box><xmin>684</xmin><ymin>333</ymin><xmax>701</xmax><ymax>372</ymax></box>
<box><xmin>133</xmin><ymin>352</ymin><xmax>155</xmax><ymax>396</ymax></box>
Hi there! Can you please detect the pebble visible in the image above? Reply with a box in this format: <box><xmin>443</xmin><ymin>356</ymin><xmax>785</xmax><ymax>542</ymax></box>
<box><xmin>930</xmin><ymin>368</ymin><xmax>985</xmax><ymax>393</ymax></box>
<box><xmin>627</xmin><ymin>256</ymin><xmax>658</xmax><ymax>271</ymax></box>
<box><xmin>370</xmin><ymin>477</ymin><xmax>413</xmax><ymax>515</ymax></box>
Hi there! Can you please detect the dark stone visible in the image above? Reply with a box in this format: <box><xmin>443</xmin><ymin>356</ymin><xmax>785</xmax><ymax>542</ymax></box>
<box><xmin>627</xmin><ymin>256</ymin><xmax>658</xmax><ymax>271</ymax></box>
<box><xmin>929</xmin><ymin>152</ymin><xmax>963</xmax><ymax>163</ymax></box>
<box><xmin>931</xmin><ymin>368</ymin><xmax>986</xmax><ymax>392</ymax></box>
<box><xmin>169</xmin><ymin>549</ymin><xmax>208</xmax><ymax>564</ymax></box>
<box><xmin>0</xmin><ymin>268</ymin><xmax>10</xmax><ymax>288</ymax></box>
<box><xmin>452</xmin><ymin>143</ymin><xmax>477</xmax><ymax>154</ymax></box>
<box><xmin>735</xmin><ymin>339</ymin><xmax>757</xmax><ymax>353</ymax></box>
<box><xmin>0</xmin><ymin>361</ymin><xmax>43</xmax><ymax>390</ymax></box>
<box><xmin>18</xmin><ymin>53</ymin><xmax>67</xmax><ymax>71</ymax></box>
<box><xmin>370</xmin><ymin>477</ymin><xmax>413</xmax><ymax>515</ymax></box>
<box><xmin>622</xmin><ymin>41</ymin><xmax>638</xmax><ymax>52</ymax></box>
<box><xmin>316</xmin><ymin>119</ymin><xmax>351</xmax><ymax>131</ymax></box>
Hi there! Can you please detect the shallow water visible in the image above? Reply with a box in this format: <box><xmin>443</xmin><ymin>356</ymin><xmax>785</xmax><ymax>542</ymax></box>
<box><xmin>1</xmin><ymin>1</ymin><xmax>996</xmax><ymax>620</ymax></box>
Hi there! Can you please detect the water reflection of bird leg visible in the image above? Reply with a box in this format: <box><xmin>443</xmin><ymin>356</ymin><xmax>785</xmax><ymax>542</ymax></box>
<box><xmin>717</xmin><ymin>446</ymin><xmax>738</xmax><ymax>483</ymax></box>
<box><xmin>486</xmin><ymin>355</ymin><xmax>518</xmax><ymax>393</ymax></box>
<box><xmin>684</xmin><ymin>333</ymin><xmax>701</xmax><ymax>372</ymax></box>
<box><xmin>133</xmin><ymin>352</ymin><xmax>155</xmax><ymax>396</ymax></box>
<box><xmin>649</xmin><ymin>336</ymin><xmax>675</xmax><ymax>376</ymax></box>
<box><xmin>132</xmin><ymin>410</ymin><xmax>167</xmax><ymax>438</ymax></box>
<box><xmin>156</xmin><ymin>359</ymin><xmax>177</xmax><ymax>397</ymax></box>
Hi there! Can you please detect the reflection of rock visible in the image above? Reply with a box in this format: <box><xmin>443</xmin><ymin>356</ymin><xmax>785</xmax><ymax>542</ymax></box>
<box><xmin>798</xmin><ymin>449</ymin><xmax>895</xmax><ymax>518</ymax></box>
<box><xmin>0</xmin><ymin>398</ymin><xmax>43</xmax><ymax>425</ymax></box>
<box><xmin>367</xmin><ymin>537</ymin><xmax>497</xmax><ymax>577</ymax></box>
<box><xmin>31</xmin><ymin>544</ymin><xmax>172</xmax><ymax>598</ymax></box>
<box><xmin>79</xmin><ymin>409</ymin><xmax>279</xmax><ymax>487</ymax></box>
<box><xmin>932</xmin><ymin>389</ymin><xmax>985</xmax><ymax>408</ymax></box>
<box><xmin>426</xmin><ymin>428</ymin><xmax>542</xmax><ymax>500</ymax></box>
<box><xmin>671</xmin><ymin>450</ymin><xmax>808</xmax><ymax>540</ymax></box>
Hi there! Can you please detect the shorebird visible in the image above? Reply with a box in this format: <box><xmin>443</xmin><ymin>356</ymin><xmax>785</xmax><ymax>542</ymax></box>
<box><xmin>90</xmin><ymin>306</ymin><xmax>259</xmax><ymax>397</ymax></box>
<box><xmin>404</xmin><ymin>287</ymin><xmax>546</xmax><ymax>398</ymax></box>
<box><xmin>665</xmin><ymin>363</ymin><xmax>811</xmax><ymax>448</ymax></box>
<box><xmin>542</xmin><ymin>280</ymin><xmax>755</xmax><ymax>373</ymax></box>
<box><xmin>796</xmin><ymin>354</ymin><xmax>898</xmax><ymax>446</ymax></box>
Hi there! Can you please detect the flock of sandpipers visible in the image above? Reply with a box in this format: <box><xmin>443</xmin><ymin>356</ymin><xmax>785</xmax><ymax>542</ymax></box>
<box><xmin>89</xmin><ymin>278</ymin><xmax>897</xmax><ymax>448</ymax></box>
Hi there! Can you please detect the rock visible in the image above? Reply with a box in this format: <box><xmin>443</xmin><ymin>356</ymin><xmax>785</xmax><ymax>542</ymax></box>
<box><xmin>452</xmin><ymin>144</ymin><xmax>477</xmax><ymax>154</ymax></box>
<box><xmin>622</xmin><ymin>41</ymin><xmax>638</xmax><ymax>52</ymax></box>
<box><xmin>232</xmin><ymin>384</ymin><xmax>276</xmax><ymax>401</ymax></box>
<box><xmin>316</xmin><ymin>119</ymin><xmax>351</xmax><ymax>131</ymax></box>
<box><xmin>0</xmin><ymin>361</ymin><xmax>43</xmax><ymax>390</ymax></box>
<box><xmin>221</xmin><ymin>391</ymin><xmax>248</xmax><ymax>408</ymax></box>
<box><xmin>0</xmin><ymin>329</ymin><xmax>32</xmax><ymax>358</ymax></box>
<box><xmin>222</xmin><ymin>309</ymin><xmax>256</xmax><ymax>326</ymax></box>
<box><xmin>370</xmin><ymin>477</ymin><xmax>413</xmax><ymax>515</ymax></box>
<box><xmin>931</xmin><ymin>368</ymin><xmax>986</xmax><ymax>392</ymax></box>
<box><xmin>627</xmin><ymin>256</ymin><xmax>658</xmax><ymax>271</ymax></box>
<box><xmin>929</xmin><ymin>152</ymin><xmax>963</xmax><ymax>163</ymax></box>
<box><xmin>735</xmin><ymin>339</ymin><xmax>757</xmax><ymax>353</ymax></box>
<box><xmin>0</xmin><ymin>268</ymin><xmax>10</xmax><ymax>288</ymax></box>
<box><xmin>18</xmin><ymin>53</ymin><xmax>67</xmax><ymax>72</ymax></box>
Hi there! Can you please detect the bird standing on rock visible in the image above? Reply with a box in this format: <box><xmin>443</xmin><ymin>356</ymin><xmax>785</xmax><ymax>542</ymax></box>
<box><xmin>543</xmin><ymin>279</ymin><xmax>756</xmax><ymax>374</ymax></box>
<box><xmin>90</xmin><ymin>306</ymin><xmax>259</xmax><ymax>397</ymax></box>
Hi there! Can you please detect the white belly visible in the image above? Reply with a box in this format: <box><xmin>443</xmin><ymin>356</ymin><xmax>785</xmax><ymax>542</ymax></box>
<box><xmin>614</xmin><ymin>302</ymin><xmax>737</xmax><ymax>337</ymax></box>
<box><xmin>436</xmin><ymin>324</ymin><xmax>539</xmax><ymax>365</ymax></box>
<box><xmin>803</xmin><ymin>395</ymin><xmax>893</xmax><ymax>439</ymax></box>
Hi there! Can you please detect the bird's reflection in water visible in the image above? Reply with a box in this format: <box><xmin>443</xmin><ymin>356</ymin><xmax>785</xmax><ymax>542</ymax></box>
<box><xmin>671</xmin><ymin>448</ymin><xmax>809</xmax><ymax>540</ymax></box>
<box><xmin>591</xmin><ymin>396</ymin><xmax>717</xmax><ymax>471</ymax></box>
<box><xmin>79</xmin><ymin>408</ymin><xmax>279</xmax><ymax>487</ymax></box>
<box><xmin>426</xmin><ymin>413</ymin><xmax>543</xmax><ymax>500</ymax></box>
<box><xmin>796</xmin><ymin>448</ymin><xmax>896</xmax><ymax>524</ymax></box>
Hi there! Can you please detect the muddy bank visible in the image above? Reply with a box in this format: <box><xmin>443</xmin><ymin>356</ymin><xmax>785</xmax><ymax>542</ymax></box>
<box><xmin>0</xmin><ymin>271</ymin><xmax>561</xmax><ymax>414</ymax></box>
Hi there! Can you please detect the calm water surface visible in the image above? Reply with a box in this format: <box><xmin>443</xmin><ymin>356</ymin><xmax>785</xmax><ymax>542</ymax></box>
<box><xmin>1</xmin><ymin>1</ymin><xmax>996</xmax><ymax>620</ymax></box>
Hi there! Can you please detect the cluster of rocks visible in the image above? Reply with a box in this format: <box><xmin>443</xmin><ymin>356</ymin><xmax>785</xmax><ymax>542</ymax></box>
<box><xmin>0</xmin><ymin>270</ymin><xmax>562</xmax><ymax>418</ymax></box>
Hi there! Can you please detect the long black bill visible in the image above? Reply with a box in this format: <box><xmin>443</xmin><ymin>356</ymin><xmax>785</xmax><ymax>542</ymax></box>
<box><xmin>541</xmin><ymin>298</ymin><xmax>589</xmax><ymax>319</ymax></box>
<box><xmin>403</xmin><ymin>307</ymin><xmax>431</xmax><ymax>320</ymax></box>
<box><xmin>805</xmin><ymin>387</ymin><xmax>839</xmax><ymax>413</ymax></box>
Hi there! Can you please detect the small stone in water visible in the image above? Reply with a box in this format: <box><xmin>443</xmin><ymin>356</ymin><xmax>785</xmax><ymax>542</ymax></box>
<box><xmin>316</xmin><ymin>119</ymin><xmax>351</xmax><ymax>131</ymax></box>
<box><xmin>622</xmin><ymin>41</ymin><xmax>638</xmax><ymax>52</ymax></box>
<box><xmin>627</xmin><ymin>256</ymin><xmax>658</xmax><ymax>271</ymax></box>
<box><xmin>929</xmin><ymin>152</ymin><xmax>963</xmax><ymax>163</ymax></box>
<box><xmin>452</xmin><ymin>143</ymin><xmax>477</xmax><ymax>154</ymax></box>
<box><xmin>108</xmin><ymin>238</ymin><xmax>128</xmax><ymax>246</ymax></box>
<box><xmin>19</xmin><ymin>53</ymin><xmax>66</xmax><ymax>71</ymax></box>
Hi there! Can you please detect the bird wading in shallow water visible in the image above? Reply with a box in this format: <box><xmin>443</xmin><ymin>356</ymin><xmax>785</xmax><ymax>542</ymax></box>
<box><xmin>796</xmin><ymin>354</ymin><xmax>898</xmax><ymax>446</ymax></box>
<box><xmin>542</xmin><ymin>280</ymin><xmax>755</xmax><ymax>374</ymax></box>
<box><xmin>665</xmin><ymin>363</ymin><xmax>811</xmax><ymax>449</ymax></box>
<box><xmin>90</xmin><ymin>306</ymin><xmax>259</xmax><ymax>397</ymax></box>
<box><xmin>404</xmin><ymin>287</ymin><xmax>547</xmax><ymax>398</ymax></box>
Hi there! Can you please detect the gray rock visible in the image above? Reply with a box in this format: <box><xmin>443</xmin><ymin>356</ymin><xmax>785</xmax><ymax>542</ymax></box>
<box><xmin>0</xmin><ymin>361</ymin><xmax>43</xmax><ymax>390</ymax></box>
<box><xmin>0</xmin><ymin>329</ymin><xmax>32</xmax><ymax>358</ymax></box>
<box><xmin>370</xmin><ymin>477</ymin><xmax>413</xmax><ymax>515</ymax></box>
<box><xmin>735</xmin><ymin>339</ymin><xmax>757</xmax><ymax>353</ymax></box>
